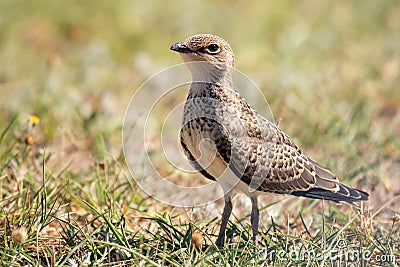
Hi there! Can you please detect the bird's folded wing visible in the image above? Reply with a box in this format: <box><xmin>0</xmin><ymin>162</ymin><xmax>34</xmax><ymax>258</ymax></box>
<box><xmin>215</xmin><ymin>120</ymin><xmax>341</xmax><ymax>194</ymax></box>
<box><xmin>214</xmin><ymin>120</ymin><xmax>368</xmax><ymax>202</ymax></box>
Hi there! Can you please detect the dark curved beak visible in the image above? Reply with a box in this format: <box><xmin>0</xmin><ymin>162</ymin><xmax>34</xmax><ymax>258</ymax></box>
<box><xmin>170</xmin><ymin>43</ymin><xmax>191</xmax><ymax>53</ymax></box>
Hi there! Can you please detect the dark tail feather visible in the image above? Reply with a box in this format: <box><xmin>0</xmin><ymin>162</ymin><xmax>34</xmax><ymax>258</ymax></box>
<box><xmin>291</xmin><ymin>183</ymin><xmax>369</xmax><ymax>203</ymax></box>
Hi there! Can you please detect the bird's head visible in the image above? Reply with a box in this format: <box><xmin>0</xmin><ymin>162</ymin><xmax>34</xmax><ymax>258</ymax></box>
<box><xmin>170</xmin><ymin>34</ymin><xmax>235</xmax><ymax>82</ymax></box>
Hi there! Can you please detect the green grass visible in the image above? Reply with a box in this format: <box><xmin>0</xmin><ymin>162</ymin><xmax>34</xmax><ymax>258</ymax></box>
<box><xmin>1</xmin><ymin>0</ymin><xmax>400</xmax><ymax>266</ymax></box>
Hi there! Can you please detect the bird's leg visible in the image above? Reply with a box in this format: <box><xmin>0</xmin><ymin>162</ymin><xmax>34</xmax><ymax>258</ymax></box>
<box><xmin>216</xmin><ymin>193</ymin><xmax>233</xmax><ymax>247</ymax></box>
<box><xmin>250</xmin><ymin>196</ymin><xmax>259</xmax><ymax>244</ymax></box>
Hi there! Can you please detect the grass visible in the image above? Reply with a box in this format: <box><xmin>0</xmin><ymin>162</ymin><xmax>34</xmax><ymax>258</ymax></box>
<box><xmin>1</xmin><ymin>0</ymin><xmax>400</xmax><ymax>266</ymax></box>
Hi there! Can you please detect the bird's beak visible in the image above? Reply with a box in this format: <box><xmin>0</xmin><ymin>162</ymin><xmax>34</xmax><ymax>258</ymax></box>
<box><xmin>170</xmin><ymin>42</ymin><xmax>191</xmax><ymax>53</ymax></box>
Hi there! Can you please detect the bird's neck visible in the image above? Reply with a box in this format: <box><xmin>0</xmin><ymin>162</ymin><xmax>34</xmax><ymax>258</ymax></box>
<box><xmin>187</xmin><ymin>62</ymin><xmax>233</xmax><ymax>97</ymax></box>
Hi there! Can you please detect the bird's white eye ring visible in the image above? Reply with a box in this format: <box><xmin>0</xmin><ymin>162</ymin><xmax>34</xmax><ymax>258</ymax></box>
<box><xmin>206</xmin><ymin>43</ymin><xmax>220</xmax><ymax>54</ymax></box>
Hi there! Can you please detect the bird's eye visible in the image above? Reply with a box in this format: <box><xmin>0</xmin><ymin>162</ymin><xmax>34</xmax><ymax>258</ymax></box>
<box><xmin>206</xmin><ymin>43</ymin><xmax>220</xmax><ymax>54</ymax></box>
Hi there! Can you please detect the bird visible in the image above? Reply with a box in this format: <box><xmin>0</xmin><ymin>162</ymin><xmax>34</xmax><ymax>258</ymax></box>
<box><xmin>170</xmin><ymin>34</ymin><xmax>369</xmax><ymax>247</ymax></box>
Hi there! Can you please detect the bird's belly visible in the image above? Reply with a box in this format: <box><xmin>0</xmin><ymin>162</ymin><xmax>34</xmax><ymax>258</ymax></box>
<box><xmin>182</xmin><ymin>128</ymin><xmax>227</xmax><ymax>178</ymax></box>
<box><xmin>218</xmin><ymin>177</ymin><xmax>260</xmax><ymax>197</ymax></box>
<box><xmin>182</xmin><ymin>128</ymin><xmax>257</xmax><ymax>197</ymax></box>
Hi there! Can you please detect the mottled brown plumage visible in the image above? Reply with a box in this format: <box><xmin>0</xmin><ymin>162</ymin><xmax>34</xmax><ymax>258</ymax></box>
<box><xmin>170</xmin><ymin>34</ymin><xmax>368</xmax><ymax>247</ymax></box>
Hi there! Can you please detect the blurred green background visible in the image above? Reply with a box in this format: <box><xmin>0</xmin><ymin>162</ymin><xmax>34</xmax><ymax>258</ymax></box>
<box><xmin>0</xmin><ymin>0</ymin><xmax>399</xmax><ymax>202</ymax></box>
<box><xmin>0</xmin><ymin>1</ymin><xmax>399</xmax><ymax>264</ymax></box>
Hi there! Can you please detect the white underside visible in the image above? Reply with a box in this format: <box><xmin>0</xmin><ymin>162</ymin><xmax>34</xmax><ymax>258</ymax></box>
<box><xmin>183</xmin><ymin>133</ymin><xmax>259</xmax><ymax>198</ymax></box>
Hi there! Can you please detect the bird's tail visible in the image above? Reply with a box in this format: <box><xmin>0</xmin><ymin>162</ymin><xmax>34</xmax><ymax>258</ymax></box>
<box><xmin>291</xmin><ymin>183</ymin><xmax>369</xmax><ymax>203</ymax></box>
